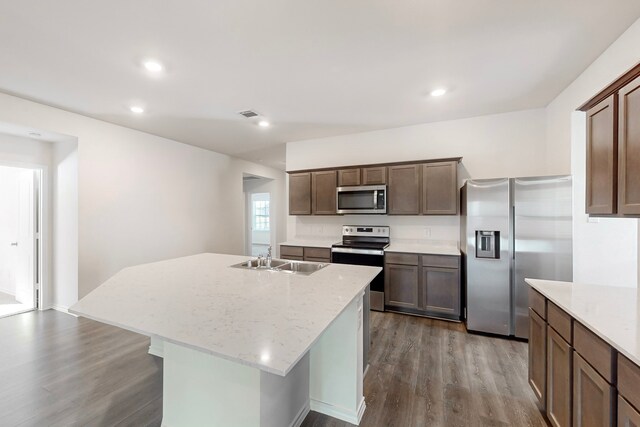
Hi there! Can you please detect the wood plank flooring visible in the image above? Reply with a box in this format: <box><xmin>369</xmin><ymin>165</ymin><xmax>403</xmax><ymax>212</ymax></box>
<box><xmin>0</xmin><ymin>310</ymin><xmax>547</xmax><ymax>427</ymax></box>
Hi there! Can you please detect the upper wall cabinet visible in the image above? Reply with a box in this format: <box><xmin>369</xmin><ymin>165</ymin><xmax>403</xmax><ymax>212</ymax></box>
<box><xmin>422</xmin><ymin>161</ymin><xmax>458</xmax><ymax>215</ymax></box>
<box><xmin>388</xmin><ymin>164</ymin><xmax>421</xmax><ymax>215</ymax></box>
<box><xmin>618</xmin><ymin>75</ymin><xmax>640</xmax><ymax>215</ymax></box>
<box><xmin>580</xmin><ymin>61</ymin><xmax>640</xmax><ymax>217</ymax></box>
<box><xmin>289</xmin><ymin>172</ymin><xmax>312</xmax><ymax>215</ymax></box>
<box><xmin>586</xmin><ymin>95</ymin><xmax>618</xmax><ymax>215</ymax></box>
<box><xmin>287</xmin><ymin>158</ymin><xmax>461</xmax><ymax>216</ymax></box>
<box><xmin>337</xmin><ymin>168</ymin><xmax>361</xmax><ymax>186</ymax></box>
<box><xmin>311</xmin><ymin>170</ymin><xmax>337</xmax><ymax>215</ymax></box>
<box><xmin>362</xmin><ymin>166</ymin><xmax>387</xmax><ymax>185</ymax></box>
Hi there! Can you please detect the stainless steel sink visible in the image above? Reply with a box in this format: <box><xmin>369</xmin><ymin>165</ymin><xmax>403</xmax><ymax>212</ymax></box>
<box><xmin>276</xmin><ymin>261</ymin><xmax>328</xmax><ymax>275</ymax></box>
<box><xmin>230</xmin><ymin>258</ymin><xmax>328</xmax><ymax>275</ymax></box>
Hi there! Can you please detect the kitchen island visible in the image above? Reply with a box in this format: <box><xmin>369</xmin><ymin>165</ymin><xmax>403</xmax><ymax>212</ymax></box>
<box><xmin>70</xmin><ymin>253</ymin><xmax>381</xmax><ymax>427</ymax></box>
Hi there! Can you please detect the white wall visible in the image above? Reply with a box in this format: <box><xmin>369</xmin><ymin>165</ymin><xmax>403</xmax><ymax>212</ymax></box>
<box><xmin>286</xmin><ymin>108</ymin><xmax>551</xmax><ymax>243</ymax></box>
<box><xmin>0</xmin><ymin>92</ymin><xmax>285</xmax><ymax>307</ymax></box>
<box><xmin>546</xmin><ymin>17</ymin><xmax>640</xmax><ymax>287</ymax></box>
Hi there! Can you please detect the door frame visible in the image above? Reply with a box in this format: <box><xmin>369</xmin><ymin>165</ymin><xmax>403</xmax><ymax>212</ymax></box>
<box><xmin>0</xmin><ymin>160</ymin><xmax>48</xmax><ymax>312</ymax></box>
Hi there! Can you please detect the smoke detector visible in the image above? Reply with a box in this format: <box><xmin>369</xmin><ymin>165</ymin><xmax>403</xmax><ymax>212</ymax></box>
<box><xmin>238</xmin><ymin>110</ymin><xmax>259</xmax><ymax>118</ymax></box>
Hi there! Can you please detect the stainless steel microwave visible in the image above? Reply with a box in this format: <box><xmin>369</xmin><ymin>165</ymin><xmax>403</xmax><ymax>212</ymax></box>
<box><xmin>336</xmin><ymin>185</ymin><xmax>387</xmax><ymax>214</ymax></box>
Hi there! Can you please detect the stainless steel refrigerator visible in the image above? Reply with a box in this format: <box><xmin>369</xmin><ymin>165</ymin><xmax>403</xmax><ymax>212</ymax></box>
<box><xmin>460</xmin><ymin>176</ymin><xmax>572</xmax><ymax>339</ymax></box>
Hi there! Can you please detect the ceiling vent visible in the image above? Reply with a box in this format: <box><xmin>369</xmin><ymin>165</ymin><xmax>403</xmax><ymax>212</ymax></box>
<box><xmin>238</xmin><ymin>110</ymin><xmax>259</xmax><ymax>118</ymax></box>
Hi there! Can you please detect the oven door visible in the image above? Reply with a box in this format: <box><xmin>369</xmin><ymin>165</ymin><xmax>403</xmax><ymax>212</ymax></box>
<box><xmin>331</xmin><ymin>247</ymin><xmax>385</xmax><ymax>311</ymax></box>
<box><xmin>336</xmin><ymin>185</ymin><xmax>387</xmax><ymax>214</ymax></box>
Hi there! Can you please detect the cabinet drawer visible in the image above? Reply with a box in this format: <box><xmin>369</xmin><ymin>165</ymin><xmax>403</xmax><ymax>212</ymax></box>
<box><xmin>618</xmin><ymin>354</ymin><xmax>640</xmax><ymax>412</ymax></box>
<box><xmin>304</xmin><ymin>256</ymin><xmax>330</xmax><ymax>263</ymax></box>
<box><xmin>304</xmin><ymin>247</ymin><xmax>331</xmax><ymax>260</ymax></box>
<box><xmin>547</xmin><ymin>302</ymin><xmax>572</xmax><ymax>344</ymax></box>
<box><xmin>280</xmin><ymin>245</ymin><xmax>304</xmax><ymax>258</ymax></box>
<box><xmin>421</xmin><ymin>255</ymin><xmax>459</xmax><ymax>269</ymax></box>
<box><xmin>385</xmin><ymin>252</ymin><xmax>419</xmax><ymax>266</ymax></box>
<box><xmin>574</xmin><ymin>322</ymin><xmax>615</xmax><ymax>383</ymax></box>
<box><xmin>529</xmin><ymin>287</ymin><xmax>547</xmax><ymax>319</ymax></box>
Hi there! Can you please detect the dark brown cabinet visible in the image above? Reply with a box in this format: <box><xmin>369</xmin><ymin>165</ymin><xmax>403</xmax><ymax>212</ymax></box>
<box><xmin>421</xmin><ymin>265</ymin><xmax>460</xmax><ymax>317</ymax></box>
<box><xmin>618</xmin><ymin>75</ymin><xmax>640</xmax><ymax>215</ymax></box>
<box><xmin>547</xmin><ymin>326</ymin><xmax>572</xmax><ymax>427</ymax></box>
<box><xmin>388</xmin><ymin>164</ymin><xmax>421</xmax><ymax>215</ymax></box>
<box><xmin>422</xmin><ymin>161</ymin><xmax>458</xmax><ymax>215</ymax></box>
<box><xmin>619</xmin><ymin>396</ymin><xmax>640</xmax><ymax>427</ymax></box>
<box><xmin>573</xmin><ymin>352</ymin><xmax>614</xmax><ymax>427</ymax></box>
<box><xmin>279</xmin><ymin>245</ymin><xmax>331</xmax><ymax>263</ymax></box>
<box><xmin>289</xmin><ymin>173</ymin><xmax>312</xmax><ymax>215</ymax></box>
<box><xmin>385</xmin><ymin>253</ymin><xmax>461</xmax><ymax>320</ymax></box>
<box><xmin>385</xmin><ymin>263</ymin><xmax>419</xmax><ymax>309</ymax></box>
<box><xmin>586</xmin><ymin>95</ymin><xmax>618</xmax><ymax>215</ymax></box>
<box><xmin>529</xmin><ymin>308</ymin><xmax>547</xmax><ymax>408</ymax></box>
<box><xmin>362</xmin><ymin>166</ymin><xmax>387</xmax><ymax>185</ymax></box>
<box><xmin>337</xmin><ymin>168</ymin><xmax>361</xmax><ymax>187</ymax></box>
<box><xmin>311</xmin><ymin>171</ymin><xmax>337</xmax><ymax>215</ymax></box>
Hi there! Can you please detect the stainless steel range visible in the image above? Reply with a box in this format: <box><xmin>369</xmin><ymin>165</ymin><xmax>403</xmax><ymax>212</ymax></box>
<box><xmin>331</xmin><ymin>225</ymin><xmax>389</xmax><ymax>312</ymax></box>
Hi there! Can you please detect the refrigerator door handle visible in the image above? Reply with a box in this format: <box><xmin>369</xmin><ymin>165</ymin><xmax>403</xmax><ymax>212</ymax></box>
<box><xmin>512</xmin><ymin>205</ymin><xmax>516</xmax><ymax>260</ymax></box>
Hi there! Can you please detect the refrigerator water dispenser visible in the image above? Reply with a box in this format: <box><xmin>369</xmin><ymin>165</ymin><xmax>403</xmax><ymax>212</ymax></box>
<box><xmin>476</xmin><ymin>231</ymin><xmax>500</xmax><ymax>259</ymax></box>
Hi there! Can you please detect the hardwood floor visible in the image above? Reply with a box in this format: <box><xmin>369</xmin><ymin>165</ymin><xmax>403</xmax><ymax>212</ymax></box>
<box><xmin>0</xmin><ymin>310</ymin><xmax>547</xmax><ymax>426</ymax></box>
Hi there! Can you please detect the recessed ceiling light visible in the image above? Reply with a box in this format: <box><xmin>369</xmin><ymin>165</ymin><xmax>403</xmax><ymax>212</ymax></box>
<box><xmin>430</xmin><ymin>88</ymin><xmax>447</xmax><ymax>97</ymax></box>
<box><xmin>143</xmin><ymin>60</ymin><xmax>163</xmax><ymax>73</ymax></box>
<box><xmin>130</xmin><ymin>106</ymin><xmax>145</xmax><ymax>114</ymax></box>
<box><xmin>258</xmin><ymin>120</ymin><xmax>270</xmax><ymax>128</ymax></box>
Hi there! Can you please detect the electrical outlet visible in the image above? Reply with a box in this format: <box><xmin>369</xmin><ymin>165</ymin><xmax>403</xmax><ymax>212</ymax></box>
<box><xmin>424</xmin><ymin>227</ymin><xmax>431</xmax><ymax>237</ymax></box>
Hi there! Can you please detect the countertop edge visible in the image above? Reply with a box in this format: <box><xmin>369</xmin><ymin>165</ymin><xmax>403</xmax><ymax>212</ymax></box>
<box><xmin>525</xmin><ymin>278</ymin><xmax>640</xmax><ymax>368</ymax></box>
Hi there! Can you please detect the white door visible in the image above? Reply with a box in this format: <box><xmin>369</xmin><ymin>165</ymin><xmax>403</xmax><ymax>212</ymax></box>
<box><xmin>14</xmin><ymin>168</ymin><xmax>35</xmax><ymax>305</ymax></box>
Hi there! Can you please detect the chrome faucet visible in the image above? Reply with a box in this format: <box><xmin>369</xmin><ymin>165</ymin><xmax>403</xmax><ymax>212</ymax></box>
<box><xmin>266</xmin><ymin>245</ymin><xmax>272</xmax><ymax>268</ymax></box>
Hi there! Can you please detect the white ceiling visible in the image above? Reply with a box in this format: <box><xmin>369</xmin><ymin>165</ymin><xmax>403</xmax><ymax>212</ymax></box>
<box><xmin>1</xmin><ymin>1</ymin><xmax>639</xmax><ymax>169</ymax></box>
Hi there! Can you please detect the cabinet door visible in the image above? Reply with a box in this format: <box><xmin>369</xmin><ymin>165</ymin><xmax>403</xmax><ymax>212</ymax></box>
<box><xmin>618</xmin><ymin>396</ymin><xmax>640</xmax><ymax>427</ymax></box>
<box><xmin>421</xmin><ymin>266</ymin><xmax>460</xmax><ymax>317</ymax></box>
<box><xmin>586</xmin><ymin>95</ymin><xmax>618</xmax><ymax>215</ymax></box>
<box><xmin>362</xmin><ymin>166</ymin><xmax>387</xmax><ymax>185</ymax></box>
<box><xmin>388</xmin><ymin>164</ymin><xmax>421</xmax><ymax>215</ymax></box>
<box><xmin>422</xmin><ymin>161</ymin><xmax>458</xmax><ymax>215</ymax></box>
<box><xmin>529</xmin><ymin>308</ymin><xmax>547</xmax><ymax>409</ymax></box>
<box><xmin>337</xmin><ymin>168</ymin><xmax>361</xmax><ymax>187</ymax></box>
<box><xmin>384</xmin><ymin>264</ymin><xmax>419</xmax><ymax>309</ymax></box>
<box><xmin>573</xmin><ymin>352</ymin><xmax>614</xmax><ymax>427</ymax></box>
<box><xmin>289</xmin><ymin>173</ymin><xmax>312</xmax><ymax>215</ymax></box>
<box><xmin>547</xmin><ymin>326</ymin><xmax>572</xmax><ymax>427</ymax></box>
<box><xmin>311</xmin><ymin>171</ymin><xmax>337</xmax><ymax>215</ymax></box>
<box><xmin>618</xmin><ymin>75</ymin><xmax>640</xmax><ymax>215</ymax></box>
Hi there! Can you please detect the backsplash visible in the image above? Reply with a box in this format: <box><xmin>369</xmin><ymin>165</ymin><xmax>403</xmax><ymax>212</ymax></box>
<box><xmin>287</xmin><ymin>215</ymin><xmax>460</xmax><ymax>246</ymax></box>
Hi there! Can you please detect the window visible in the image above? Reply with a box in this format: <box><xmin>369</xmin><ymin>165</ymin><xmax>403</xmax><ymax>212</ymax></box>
<box><xmin>253</xmin><ymin>200</ymin><xmax>270</xmax><ymax>231</ymax></box>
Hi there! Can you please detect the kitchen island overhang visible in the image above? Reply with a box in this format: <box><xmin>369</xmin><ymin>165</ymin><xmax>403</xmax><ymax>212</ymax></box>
<box><xmin>70</xmin><ymin>253</ymin><xmax>381</xmax><ymax>427</ymax></box>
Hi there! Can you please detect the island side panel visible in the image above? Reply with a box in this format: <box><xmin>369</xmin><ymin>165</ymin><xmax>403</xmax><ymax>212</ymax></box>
<box><xmin>162</xmin><ymin>341</ymin><xmax>261</xmax><ymax>426</ymax></box>
<box><xmin>260</xmin><ymin>353</ymin><xmax>310</xmax><ymax>427</ymax></box>
<box><xmin>309</xmin><ymin>291</ymin><xmax>365</xmax><ymax>424</ymax></box>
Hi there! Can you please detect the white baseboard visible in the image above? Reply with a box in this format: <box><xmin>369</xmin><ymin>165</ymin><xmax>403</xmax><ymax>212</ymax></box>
<box><xmin>51</xmin><ymin>305</ymin><xmax>78</xmax><ymax>317</ymax></box>
<box><xmin>310</xmin><ymin>397</ymin><xmax>365</xmax><ymax>425</ymax></box>
<box><xmin>290</xmin><ymin>401</ymin><xmax>310</xmax><ymax>427</ymax></box>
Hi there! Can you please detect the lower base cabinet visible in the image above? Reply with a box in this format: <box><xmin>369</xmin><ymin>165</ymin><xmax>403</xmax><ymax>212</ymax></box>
<box><xmin>573</xmin><ymin>352</ymin><xmax>614</xmax><ymax>427</ymax></box>
<box><xmin>384</xmin><ymin>252</ymin><xmax>461</xmax><ymax>320</ymax></box>
<box><xmin>529</xmin><ymin>308</ymin><xmax>547</xmax><ymax>408</ymax></box>
<box><xmin>547</xmin><ymin>326</ymin><xmax>572</xmax><ymax>427</ymax></box>
<box><xmin>619</xmin><ymin>396</ymin><xmax>640</xmax><ymax>427</ymax></box>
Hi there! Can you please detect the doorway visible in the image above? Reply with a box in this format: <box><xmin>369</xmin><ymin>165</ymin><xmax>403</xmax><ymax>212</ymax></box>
<box><xmin>243</xmin><ymin>174</ymin><xmax>275</xmax><ymax>257</ymax></box>
<box><xmin>0</xmin><ymin>165</ymin><xmax>40</xmax><ymax>318</ymax></box>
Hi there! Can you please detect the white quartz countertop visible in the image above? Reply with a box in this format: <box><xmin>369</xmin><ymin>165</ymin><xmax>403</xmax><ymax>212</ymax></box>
<box><xmin>70</xmin><ymin>253</ymin><xmax>380</xmax><ymax>376</ymax></box>
<box><xmin>526</xmin><ymin>279</ymin><xmax>640</xmax><ymax>366</ymax></box>
<box><xmin>385</xmin><ymin>243</ymin><xmax>460</xmax><ymax>256</ymax></box>
<box><xmin>280</xmin><ymin>239</ymin><xmax>339</xmax><ymax>249</ymax></box>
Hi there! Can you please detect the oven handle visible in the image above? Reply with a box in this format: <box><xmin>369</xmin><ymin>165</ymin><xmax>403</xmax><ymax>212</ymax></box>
<box><xmin>331</xmin><ymin>247</ymin><xmax>385</xmax><ymax>256</ymax></box>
